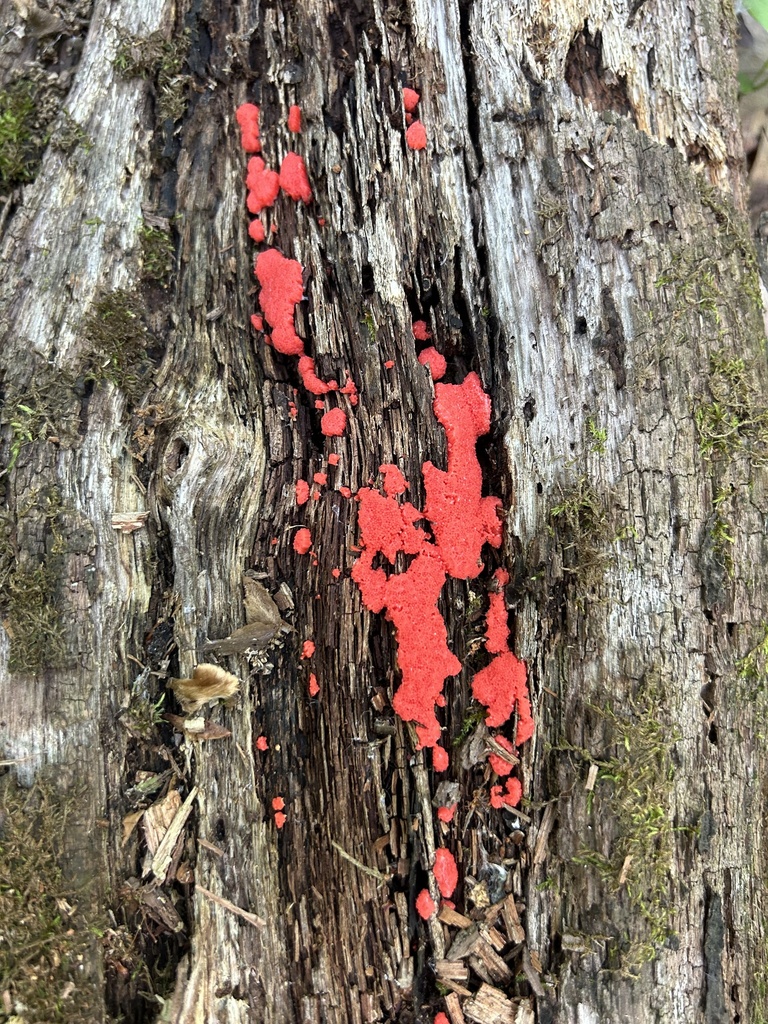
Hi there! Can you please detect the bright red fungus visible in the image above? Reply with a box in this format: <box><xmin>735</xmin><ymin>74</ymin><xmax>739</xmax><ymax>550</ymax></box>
<box><xmin>328</xmin><ymin>453</ymin><xmax>340</xmax><ymax>466</ymax></box>
<box><xmin>422</xmin><ymin>373</ymin><xmax>502</xmax><ymax>578</ymax></box>
<box><xmin>384</xmin><ymin>359</ymin><xmax>395</xmax><ymax>369</ymax></box>
<box><xmin>246</xmin><ymin>157</ymin><xmax>280</xmax><ymax>213</ymax></box>
<box><xmin>287</xmin><ymin>105</ymin><xmax>302</xmax><ymax>133</ymax></box>
<box><xmin>255</xmin><ymin>249</ymin><xmax>305</xmax><ymax>356</ymax></box>
<box><xmin>236</xmin><ymin>103</ymin><xmax>261</xmax><ymax>152</ymax></box>
<box><xmin>308</xmin><ymin>673</ymin><xmax>320</xmax><ymax>696</ymax></box>
<box><xmin>415</xmin><ymin>889</ymin><xmax>436</xmax><ymax>920</ymax></box>
<box><xmin>301</xmin><ymin>639</ymin><xmax>315</xmax><ymax>658</ymax></box>
<box><xmin>433</xmin><ymin>848</ymin><xmax>458</xmax><ymax>898</ymax></box>
<box><xmin>293</xmin><ymin>528</ymin><xmax>312</xmax><ymax>555</ymax></box>
<box><xmin>471</xmin><ymin>650</ymin><xmax>532</xmax><ymax>744</ymax></box>
<box><xmin>406</xmin><ymin>120</ymin><xmax>427</xmax><ymax>150</ymax></box>
<box><xmin>339</xmin><ymin>486</ymin><xmax>352</xmax><ymax>499</ymax></box>
<box><xmin>256</xmin><ymin>735</ymin><xmax>268</xmax><ymax>751</ymax></box>
<box><xmin>490</xmin><ymin>777</ymin><xmax>522</xmax><ymax>809</ymax></box>
<box><xmin>295</xmin><ymin>480</ymin><xmax>310</xmax><ymax>506</ymax></box>
<box><xmin>488</xmin><ymin>735</ymin><xmax>516</xmax><ymax>776</ymax></box>
<box><xmin>437</xmin><ymin>803</ymin><xmax>457</xmax><ymax>823</ymax></box>
<box><xmin>379</xmin><ymin>463</ymin><xmax>407</xmax><ymax>497</ymax></box>
<box><xmin>250</xmin><ymin>314</ymin><xmax>264</xmax><ymax>331</ymax></box>
<box><xmin>432</xmin><ymin>745</ymin><xmax>449</xmax><ymax>772</ymax></box>
<box><xmin>418</xmin><ymin>347</ymin><xmax>446</xmax><ymax>381</ymax></box>
<box><xmin>314</xmin><ymin>472</ymin><xmax>327</xmax><ymax>486</ymax></box>
<box><xmin>249</xmin><ymin>219</ymin><xmax>266</xmax><ymax>243</ymax></box>
<box><xmin>434</xmin><ymin>1014</ymin><xmax>450</xmax><ymax>1024</ymax></box>
<box><xmin>272</xmin><ymin>796</ymin><xmax>285</xmax><ymax>811</ymax></box>
<box><xmin>299</xmin><ymin>355</ymin><xmax>338</xmax><ymax>395</ymax></box>
<box><xmin>403</xmin><ymin>87</ymin><xmax>420</xmax><ymax>112</ymax></box>
<box><xmin>485</xmin><ymin>574</ymin><xmax>510</xmax><ymax>654</ymax></box>
<box><xmin>274</xmin><ymin>811</ymin><xmax>287</xmax><ymax>829</ymax></box>
<box><xmin>280</xmin><ymin>152</ymin><xmax>313</xmax><ymax>204</ymax></box>
<box><xmin>321</xmin><ymin>408</ymin><xmax>348</xmax><ymax>436</ymax></box>
<box><xmin>413</xmin><ymin>320</ymin><xmax>432</xmax><ymax>341</ymax></box>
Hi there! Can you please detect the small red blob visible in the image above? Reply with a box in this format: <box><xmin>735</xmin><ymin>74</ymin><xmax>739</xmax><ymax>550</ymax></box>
<box><xmin>271</xmin><ymin>537</ymin><xmax>278</xmax><ymax>546</ymax></box>
<box><xmin>249</xmin><ymin>219</ymin><xmax>266</xmax><ymax>243</ymax></box>
<box><xmin>236</xmin><ymin>103</ymin><xmax>261</xmax><ymax>152</ymax></box>
<box><xmin>312</xmin><ymin>490</ymin><xmax>321</xmax><ymax>501</ymax></box>
<box><xmin>406</xmin><ymin>120</ymin><xmax>427</xmax><ymax>150</ymax></box>
<box><xmin>302</xmin><ymin>639</ymin><xmax>316</xmax><ymax>659</ymax></box>
<box><xmin>434</xmin><ymin>1015</ymin><xmax>450</xmax><ymax>1024</ymax></box>
<box><xmin>293</xmin><ymin>528</ymin><xmax>312</xmax><ymax>555</ymax></box>
<box><xmin>308</xmin><ymin>672</ymin><xmax>320</xmax><ymax>696</ymax></box>
<box><xmin>315</xmin><ymin>400</ymin><xmax>325</xmax><ymax>410</ymax></box>
<box><xmin>331</xmin><ymin>568</ymin><xmax>341</xmax><ymax>579</ymax></box>
<box><xmin>495</xmin><ymin>567</ymin><xmax>510</xmax><ymax>586</ymax></box>
<box><xmin>432</xmin><ymin>745</ymin><xmax>449</xmax><ymax>772</ymax></box>
<box><xmin>488</xmin><ymin>735</ymin><xmax>516</xmax><ymax>776</ymax></box>
<box><xmin>485</xmin><ymin>590</ymin><xmax>509</xmax><ymax>655</ymax></box>
<box><xmin>433</xmin><ymin>848</ymin><xmax>458</xmax><ymax>898</ymax></box>
<box><xmin>402</xmin><ymin>87</ymin><xmax>420</xmax><ymax>112</ymax></box>
<box><xmin>415</xmin><ymin>889</ymin><xmax>436</xmax><ymax>920</ymax></box>
<box><xmin>288</xmin><ymin>401</ymin><xmax>298</xmax><ymax>419</ymax></box>
<box><xmin>413</xmin><ymin>320</ymin><xmax>432</xmax><ymax>341</ymax></box>
<box><xmin>471</xmin><ymin>651</ymin><xmax>532</xmax><ymax>743</ymax></box>
<box><xmin>255</xmin><ymin>249</ymin><xmax>305</xmax><ymax>356</ymax></box>
<box><xmin>328</xmin><ymin>453</ymin><xmax>340</xmax><ymax>466</ymax></box>
<box><xmin>256</xmin><ymin>735</ymin><xmax>269</xmax><ymax>751</ymax></box>
<box><xmin>437</xmin><ymin>803</ymin><xmax>457</xmax><ymax>823</ymax></box>
<box><xmin>271</xmin><ymin>222</ymin><xmax>279</xmax><ymax>234</ymax></box>
<box><xmin>339</xmin><ymin>486</ymin><xmax>352</xmax><ymax>498</ymax></box>
<box><xmin>251</xmin><ymin>314</ymin><xmax>264</xmax><ymax>331</ymax></box>
<box><xmin>321</xmin><ymin>408</ymin><xmax>348</xmax><ymax>436</ymax></box>
<box><xmin>314</xmin><ymin>472</ymin><xmax>327</xmax><ymax>485</ymax></box>
<box><xmin>379</xmin><ymin>463</ymin><xmax>408</xmax><ymax>497</ymax></box>
<box><xmin>490</xmin><ymin>777</ymin><xmax>522</xmax><ymax>809</ymax></box>
<box><xmin>296</xmin><ymin>480</ymin><xmax>310</xmax><ymax>506</ymax></box>
<box><xmin>384</xmin><ymin>359</ymin><xmax>395</xmax><ymax>369</ymax></box>
<box><xmin>317</xmin><ymin>217</ymin><xmax>326</xmax><ymax>227</ymax></box>
<box><xmin>272</xmin><ymin>796</ymin><xmax>285</xmax><ymax>811</ymax></box>
<box><xmin>274</xmin><ymin>811</ymin><xmax>287</xmax><ymax>829</ymax></box>
<box><xmin>246</xmin><ymin>157</ymin><xmax>280</xmax><ymax>213</ymax></box>
<box><xmin>418</xmin><ymin>347</ymin><xmax>446</xmax><ymax>381</ymax></box>
<box><xmin>341</xmin><ymin>376</ymin><xmax>359</xmax><ymax>405</ymax></box>
<box><xmin>287</xmin><ymin>105</ymin><xmax>302</xmax><ymax>133</ymax></box>
<box><xmin>279</xmin><ymin>152</ymin><xmax>313</xmax><ymax>204</ymax></box>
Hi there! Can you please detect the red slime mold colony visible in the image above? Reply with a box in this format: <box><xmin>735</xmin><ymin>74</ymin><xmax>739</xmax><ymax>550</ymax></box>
<box><xmin>432</xmin><ymin>745</ymin><xmax>449</xmax><ymax>772</ymax></box>
<box><xmin>299</xmin><ymin>355</ymin><xmax>338</xmax><ymax>395</ymax></box>
<box><xmin>272</xmin><ymin>796</ymin><xmax>285</xmax><ymax>811</ymax></box>
<box><xmin>246</xmin><ymin>157</ymin><xmax>280</xmax><ymax>213</ymax></box>
<box><xmin>415</xmin><ymin>889</ymin><xmax>436</xmax><ymax>920</ymax></box>
<box><xmin>486</xmin><ymin>569</ymin><xmax>510</xmax><ymax>654</ymax></box>
<box><xmin>274</xmin><ymin>811</ymin><xmax>287</xmax><ymax>829</ymax></box>
<box><xmin>321</xmin><ymin>409</ymin><xmax>347</xmax><ymax>436</ymax></box>
<box><xmin>437</xmin><ymin>803</ymin><xmax>457</xmax><ymax>823</ymax></box>
<box><xmin>339</xmin><ymin>486</ymin><xmax>352</xmax><ymax>499</ymax></box>
<box><xmin>490</xmin><ymin>777</ymin><xmax>522</xmax><ymax>809</ymax></box>
<box><xmin>433</xmin><ymin>848</ymin><xmax>458</xmax><ymax>898</ymax></box>
<box><xmin>251</xmin><ymin>314</ymin><xmax>264</xmax><ymax>331</ymax></box>
<box><xmin>406</xmin><ymin>121</ymin><xmax>427</xmax><ymax>150</ymax></box>
<box><xmin>280</xmin><ymin>152</ymin><xmax>313</xmax><ymax>204</ymax></box>
<box><xmin>255</xmin><ymin>249</ymin><xmax>305</xmax><ymax>356</ymax></box>
<box><xmin>384</xmin><ymin>359</ymin><xmax>395</xmax><ymax>369</ymax></box>
<box><xmin>236</xmin><ymin>103</ymin><xmax>261</xmax><ymax>152</ymax></box>
<box><xmin>472</xmin><ymin>650</ymin><xmax>532</xmax><ymax>744</ymax></box>
<box><xmin>488</xmin><ymin>735</ymin><xmax>516</xmax><ymax>776</ymax></box>
<box><xmin>422</xmin><ymin>374</ymin><xmax>502</xmax><ymax>578</ymax></box>
<box><xmin>256</xmin><ymin>735</ymin><xmax>268</xmax><ymax>751</ymax></box>
<box><xmin>288</xmin><ymin>105</ymin><xmax>301</xmax><ymax>133</ymax></box>
<box><xmin>313</xmin><ymin>472</ymin><xmax>327</xmax><ymax>486</ymax></box>
<box><xmin>249</xmin><ymin>219</ymin><xmax>265</xmax><ymax>243</ymax></box>
<box><xmin>434</xmin><ymin>1015</ymin><xmax>450</xmax><ymax>1024</ymax></box>
<box><xmin>308</xmin><ymin>673</ymin><xmax>320</xmax><ymax>696</ymax></box>
<box><xmin>328</xmin><ymin>453</ymin><xmax>340</xmax><ymax>466</ymax></box>
<box><xmin>293</xmin><ymin>528</ymin><xmax>312</xmax><ymax>555</ymax></box>
<box><xmin>403</xmin><ymin>87</ymin><xmax>420</xmax><ymax>112</ymax></box>
<box><xmin>379</xmin><ymin>463</ymin><xmax>407</xmax><ymax>496</ymax></box>
<box><xmin>413</xmin><ymin>319</ymin><xmax>432</xmax><ymax>341</ymax></box>
<box><xmin>295</xmin><ymin>480</ymin><xmax>310</xmax><ymax>506</ymax></box>
<box><xmin>301</xmin><ymin>639</ymin><xmax>316</xmax><ymax>658</ymax></box>
<box><xmin>418</xmin><ymin>347</ymin><xmax>446</xmax><ymax>381</ymax></box>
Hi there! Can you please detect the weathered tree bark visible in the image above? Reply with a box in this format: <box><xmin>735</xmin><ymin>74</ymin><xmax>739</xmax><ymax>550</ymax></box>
<box><xmin>2</xmin><ymin>0</ymin><xmax>767</xmax><ymax>1022</ymax></box>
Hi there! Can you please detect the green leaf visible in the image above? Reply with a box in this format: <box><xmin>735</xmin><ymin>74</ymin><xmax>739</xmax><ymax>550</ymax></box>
<box><xmin>747</xmin><ymin>0</ymin><xmax>768</xmax><ymax>32</ymax></box>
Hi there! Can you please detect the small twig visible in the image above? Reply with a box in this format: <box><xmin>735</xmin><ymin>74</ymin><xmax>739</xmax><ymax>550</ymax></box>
<box><xmin>196</xmin><ymin>884</ymin><xmax>265</xmax><ymax>928</ymax></box>
<box><xmin>330</xmin><ymin>839</ymin><xmax>391</xmax><ymax>883</ymax></box>
<box><xmin>198</xmin><ymin>837</ymin><xmax>225</xmax><ymax>856</ymax></box>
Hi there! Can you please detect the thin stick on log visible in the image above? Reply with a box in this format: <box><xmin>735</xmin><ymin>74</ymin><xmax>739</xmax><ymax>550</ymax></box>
<box><xmin>196</xmin><ymin>884</ymin><xmax>265</xmax><ymax>928</ymax></box>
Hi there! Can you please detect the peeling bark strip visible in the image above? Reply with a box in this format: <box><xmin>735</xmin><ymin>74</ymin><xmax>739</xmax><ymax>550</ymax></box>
<box><xmin>1</xmin><ymin>0</ymin><xmax>767</xmax><ymax>1022</ymax></box>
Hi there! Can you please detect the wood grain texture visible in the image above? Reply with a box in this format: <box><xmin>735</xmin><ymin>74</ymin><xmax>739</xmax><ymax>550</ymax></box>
<box><xmin>1</xmin><ymin>0</ymin><xmax>766</xmax><ymax>1022</ymax></box>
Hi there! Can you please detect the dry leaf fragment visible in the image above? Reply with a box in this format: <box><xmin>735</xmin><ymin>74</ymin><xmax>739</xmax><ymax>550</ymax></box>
<box><xmin>165</xmin><ymin>713</ymin><xmax>232</xmax><ymax>741</ymax></box>
<box><xmin>143</xmin><ymin>790</ymin><xmax>181</xmax><ymax>856</ymax></box>
<box><xmin>122</xmin><ymin>809</ymin><xmax>145</xmax><ymax>847</ymax></box>
<box><xmin>170</xmin><ymin>664</ymin><xmax>239</xmax><ymax>713</ymax></box>
<box><xmin>203</xmin><ymin>575</ymin><xmax>288</xmax><ymax>654</ymax></box>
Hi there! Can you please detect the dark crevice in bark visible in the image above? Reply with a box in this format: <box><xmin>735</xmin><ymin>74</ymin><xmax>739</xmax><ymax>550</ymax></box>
<box><xmin>457</xmin><ymin>0</ymin><xmax>483</xmax><ymax>175</ymax></box>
